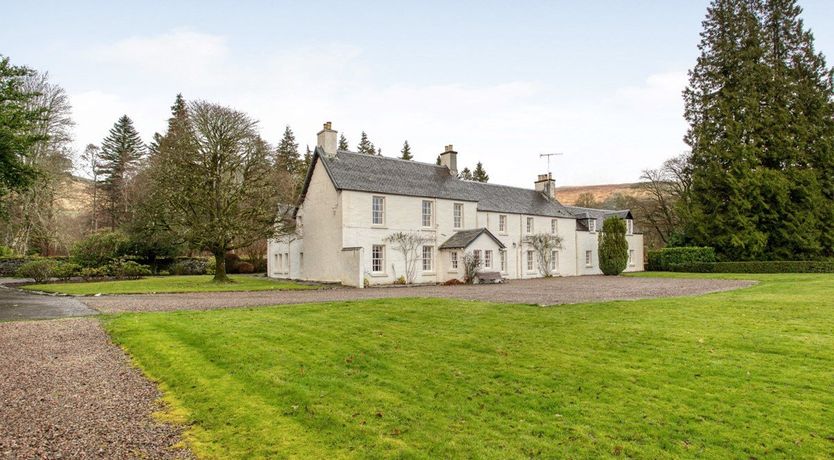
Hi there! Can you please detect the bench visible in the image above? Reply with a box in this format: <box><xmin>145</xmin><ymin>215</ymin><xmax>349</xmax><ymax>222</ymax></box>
<box><xmin>474</xmin><ymin>271</ymin><xmax>504</xmax><ymax>284</ymax></box>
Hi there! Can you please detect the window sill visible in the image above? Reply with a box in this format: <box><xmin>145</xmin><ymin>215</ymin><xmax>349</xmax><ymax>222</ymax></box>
<box><xmin>422</xmin><ymin>271</ymin><xmax>436</xmax><ymax>276</ymax></box>
<box><xmin>369</xmin><ymin>272</ymin><xmax>388</xmax><ymax>278</ymax></box>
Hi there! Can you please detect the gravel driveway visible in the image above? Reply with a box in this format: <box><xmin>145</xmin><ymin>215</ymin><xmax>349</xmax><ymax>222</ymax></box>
<box><xmin>84</xmin><ymin>275</ymin><xmax>755</xmax><ymax>313</ymax></box>
<box><xmin>0</xmin><ymin>318</ymin><xmax>191</xmax><ymax>459</ymax></box>
<box><xmin>0</xmin><ymin>284</ymin><xmax>97</xmax><ymax>321</ymax></box>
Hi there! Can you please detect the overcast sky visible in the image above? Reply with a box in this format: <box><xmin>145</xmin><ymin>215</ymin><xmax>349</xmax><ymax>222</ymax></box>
<box><xmin>4</xmin><ymin>0</ymin><xmax>834</xmax><ymax>187</ymax></box>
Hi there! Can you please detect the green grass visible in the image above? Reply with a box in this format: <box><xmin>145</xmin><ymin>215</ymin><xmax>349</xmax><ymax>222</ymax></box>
<box><xmin>103</xmin><ymin>274</ymin><xmax>834</xmax><ymax>458</ymax></box>
<box><xmin>24</xmin><ymin>275</ymin><xmax>317</xmax><ymax>295</ymax></box>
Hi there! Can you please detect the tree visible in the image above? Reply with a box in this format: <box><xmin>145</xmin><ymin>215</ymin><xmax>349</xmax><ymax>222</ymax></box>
<box><xmin>81</xmin><ymin>144</ymin><xmax>101</xmax><ymax>231</ymax></box>
<box><xmin>97</xmin><ymin>115</ymin><xmax>145</xmax><ymax>230</ymax></box>
<box><xmin>275</xmin><ymin>125</ymin><xmax>302</xmax><ymax>175</ymax></box>
<box><xmin>148</xmin><ymin>101</ymin><xmax>293</xmax><ymax>282</ymax></box>
<box><xmin>338</xmin><ymin>134</ymin><xmax>349</xmax><ymax>151</ymax></box>
<box><xmin>436</xmin><ymin>155</ymin><xmax>441</xmax><ymax>165</ymax></box>
<box><xmin>356</xmin><ymin>131</ymin><xmax>376</xmax><ymax>155</ymax></box>
<box><xmin>638</xmin><ymin>152</ymin><xmax>692</xmax><ymax>246</ymax></box>
<box><xmin>598</xmin><ymin>217</ymin><xmax>629</xmax><ymax>275</ymax></box>
<box><xmin>461</xmin><ymin>251</ymin><xmax>480</xmax><ymax>284</ymax></box>
<box><xmin>472</xmin><ymin>162</ymin><xmax>489</xmax><ymax>182</ymax></box>
<box><xmin>525</xmin><ymin>233</ymin><xmax>563</xmax><ymax>277</ymax></box>
<box><xmin>400</xmin><ymin>141</ymin><xmax>413</xmax><ymax>160</ymax></box>
<box><xmin>574</xmin><ymin>192</ymin><xmax>601</xmax><ymax>208</ymax></box>
<box><xmin>0</xmin><ymin>56</ymin><xmax>44</xmax><ymax>200</ymax></box>
<box><xmin>458</xmin><ymin>167</ymin><xmax>473</xmax><ymax>180</ymax></box>
<box><xmin>383</xmin><ymin>231</ymin><xmax>431</xmax><ymax>284</ymax></box>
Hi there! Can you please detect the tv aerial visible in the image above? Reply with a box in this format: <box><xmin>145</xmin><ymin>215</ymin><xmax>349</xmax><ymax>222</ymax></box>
<box><xmin>539</xmin><ymin>153</ymin><xmax>563</xmax><ymax>175</ymax></box>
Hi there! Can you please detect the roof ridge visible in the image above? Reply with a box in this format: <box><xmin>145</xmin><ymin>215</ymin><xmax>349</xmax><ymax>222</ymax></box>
<box><xmin>336</xmin><ymin>150</ymin><xmax>450</xmax><ymax>170</ymax></box>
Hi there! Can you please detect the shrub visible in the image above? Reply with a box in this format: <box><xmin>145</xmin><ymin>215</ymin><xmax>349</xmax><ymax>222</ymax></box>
<box><xmin>71</xmin><ymin>231</ymin><xmax>130</xmax><ymax>267</ymax></box>
<box><xmin>16</xmin><ymin>259</ymin><xmax>56</xmax><ymax>283</ymax></box>
<box><xmin>206</xmin><ymin>257</ymin><xmax>216</xmax><ymax>275</ymax></box>
<box><xmin>105</xmin><ymin>259</ymin><xmax>151</xmax><ymax>279</ymax></box>
<box><xmin>170</xmin><ymin>258</ymin><xmax>208</xmax><ymax>275</ymax></box>
<box><xmin>80</xmin><ymin>267</ymin><xmax>107</xmax><ymax>281</ymax></box>
<box><xmin>394</xmin><ymin>275</ymin><xmax>406</xmax><ymax>285</ymax></box>
<box><xmin>237</xmin><ymin>262</ymin><xmax>254</xmax><ymax>274</ymax></box>
<box><xmin>599</xmin><ymin>217</ymin><xmax>629</xmax><ymax>276</ymax></box>
<box><xmin>52</xmin><ymin>262</ymin><xmax>81</xmax><ymax>281</ymax></box>
<box><xmin>443</xmin><ymin>278</ymin><xmax>464</xmax><ymax>285</ymax></box>
<box><xmin>158</xmin><ymin>270</ymin><xmax>171</xmax><ymax>276</ymax></box>
<box><xmin>250</xmin><ymin>258</ymin><xmax>267</xmax><ymax>273</ymax></box>
<box><xmin>0</xmin><ymin>245</ymin><xmax>15</xmax><ymax>257</ymax></box>
<box><xmin>669</xmin><ymin>260</ymin><xmax>834</xmax><ymax>273</ymax></box>
<box><xmin>225</xmin><ymin>253</ymin><xmax>241</xmax><ymax>274</ymax></box>
<box><xmin>647</xmin><ymin>246</ymin><xmax>716</xmax><ymax>271</ymax></box>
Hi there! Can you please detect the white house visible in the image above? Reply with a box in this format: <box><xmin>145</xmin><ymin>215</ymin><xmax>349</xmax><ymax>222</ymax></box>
<box><xmin>268</xmin><ymin>122</ymin><xmax>644</xmax><ymax>287</ymax></box>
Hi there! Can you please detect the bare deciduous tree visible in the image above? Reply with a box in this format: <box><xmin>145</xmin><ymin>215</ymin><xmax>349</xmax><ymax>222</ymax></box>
<box><xmin>383</xmin><ymin>231</ymin><xmax>431</xmax><ymax>284</ymax></box>
<box><xmin>149</xmin><ymin>101</ymin><xmax>294</xmax><ymax>282</ymax></box>
<box><xmin>461</xmin><ymin>251</ymin><xmax>480</xmax><ymax>284</ymax></box>
<box><xmin>637</xmin><ymin>152</ymin><xmax>692</xmax><ymax>245</ymax></box>
<box><xmin>525</xmin><ymin>233</ymin><xmax>564</xmax><ymax>277</ymax></box>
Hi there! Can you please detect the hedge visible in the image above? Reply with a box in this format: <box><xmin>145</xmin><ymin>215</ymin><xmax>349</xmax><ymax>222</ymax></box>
<box><xmin>647</xmin><ymin>247</ymin><xmax>716</xmax><ymax>271</ymax></box>
<box><xmin>668</xmin><ymin>260</ymin><xmax>834</xmax><ymax>273</ymax></box>
<box><xmin>0</xmin><ymin>257</ymin><xmax>68</xmax><ymax>277</ymax></box>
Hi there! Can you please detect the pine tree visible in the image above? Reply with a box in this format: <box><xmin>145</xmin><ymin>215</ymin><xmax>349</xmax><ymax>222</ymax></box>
<box><xmin>275</xmin><ymin>126</ymin><xmax>301</xmax><ymax>175</ymax></box>
<box><xmin>338</xmin><ymin>134</ymin><xmax>349</xmax><ymax>151</ymax></box>
<box><xmin>400</xmin><ymin>140</ymin><xmax>413</xmax><ymax>160</ymax></box>
<box><xmin>436</xmin><ymin>155</ymin><xmax>441</xmax><ymax>165</ymax></box>
<box><xmin>97</xmin><ymin>115</ymin><xmax>145</xmax><ymax>229</ymax></box>
<box><xmin>683</xmin><ymin>0</ymin><xmax>769</xmax><ymax>260</ymax></box>
<box><xmin>356</xmin><ymin>131</ymin><xmax>376</xmax><ymax>155</ymax></box>
<box><xmin>458</xmin><ymin>167</ymin><xmax>473</xmax><ymax>180</ymax></box>
<box><xmin>472</xmin><ymin>162</ymin><xmax>489</xmax><ymax>182</ymax></box>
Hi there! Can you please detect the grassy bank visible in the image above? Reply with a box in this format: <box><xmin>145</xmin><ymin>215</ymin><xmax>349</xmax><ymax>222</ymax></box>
<box><xmin>24</xmin><ymin>275</ymin><xmax>318</xmax><ymax>295</ymax></box>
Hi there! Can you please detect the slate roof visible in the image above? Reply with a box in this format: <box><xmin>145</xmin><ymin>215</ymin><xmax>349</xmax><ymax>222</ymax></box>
<box><xmin>301</xmin><ymin>148</ymin><xmax>576</xmax><ymax>218</ymax></box>
<box><xmin>439</xmin><ymin>228</ymin><xmax>506</xmax><ymax>250</ymax></box>
<box><xmin>564</xmin><ymin>206</ymin><xmax>633</xmax><ymax>231</ymax></box>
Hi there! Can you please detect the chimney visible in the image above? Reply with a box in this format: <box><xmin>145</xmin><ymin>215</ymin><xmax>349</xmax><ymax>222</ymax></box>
<box><xmin>535</xmin><ymin>172</ymin><xmax>556</xmax><ymax>200</ymax></box>
<box><xmin>439</xmin><ymin>144</ymin><xmax>457</xmax><ymax>176</ymax></box>
<box><xmin>317</xmin><ymin>121</ymin><xmax>337</xmax><ymax>158</ymax></box>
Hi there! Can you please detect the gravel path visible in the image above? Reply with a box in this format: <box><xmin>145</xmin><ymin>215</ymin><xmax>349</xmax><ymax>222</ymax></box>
<box><xmin>0</xmin><ymin>318</ymin><xmax>192</xmax><ymax>459</ymax></box>
<box><xmin>0</xmin><ymin>284</ymin><xmax>97</xmax><ymax>321</ymax></box>
<box><xmin>84</xmin><ymin>275</ymin><xmax>755</xmax><ymax>313</ymax></box>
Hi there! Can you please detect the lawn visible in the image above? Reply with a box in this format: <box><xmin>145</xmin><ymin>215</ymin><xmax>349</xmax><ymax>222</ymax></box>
<box><xmin>23</xmin><ymin>275</ymin><xmax>318</xmax><ymax>295</ymax></box>
<box><xmin>104</xmin><ymin>274</ymin><xmax>834</xmax><ymax>458</ymax></box>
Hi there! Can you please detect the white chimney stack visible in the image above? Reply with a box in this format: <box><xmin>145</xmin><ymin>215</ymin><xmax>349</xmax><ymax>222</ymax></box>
<box><xmin>317</xmin><ymin>121</ymin><xmax>337</xmax><ymax>158</ymax></box>
<box><xmin>535</xmin><ymin>172</ymin><xmax>556</xmax><ymax>200</ymax></box>
<box><xmin>439</xmin><ymin>144</ymin><xmax>457</xmax><ymax>176</ymax></box>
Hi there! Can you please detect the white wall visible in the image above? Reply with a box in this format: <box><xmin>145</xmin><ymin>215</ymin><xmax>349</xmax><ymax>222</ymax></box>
<box><xmin>575</xmin><ymin>230</ymin><xmax>645</xmax><ymax>275</ymax></box>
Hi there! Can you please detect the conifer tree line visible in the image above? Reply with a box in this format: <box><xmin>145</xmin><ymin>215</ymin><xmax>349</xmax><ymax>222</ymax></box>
<box><xmin>641</xmin><ymin>0</ymin><xmax>834</xmax><ymax>261</ymax></box>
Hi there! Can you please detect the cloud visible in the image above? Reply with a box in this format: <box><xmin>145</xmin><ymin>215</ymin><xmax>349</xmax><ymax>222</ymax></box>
<box><xmin>71</xmin><ymin>28</ymin><xmax>690</xmax><ymax>187</ymax></box>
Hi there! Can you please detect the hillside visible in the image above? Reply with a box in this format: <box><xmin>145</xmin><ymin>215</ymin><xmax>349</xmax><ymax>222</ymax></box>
<box><xmin>554</xmin><ymin>183</ymin><xmax>648</xmax><ymax>206</ymax></box>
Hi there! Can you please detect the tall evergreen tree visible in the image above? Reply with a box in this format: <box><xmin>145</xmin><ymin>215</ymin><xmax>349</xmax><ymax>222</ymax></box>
<box><xmin>97</xmin><ymin>115</ymin><xmax>145</xmax><ymax>229</ymax></box>
<box><xmin>458</xmin><ymin>167</ymin><xmax>473</xmax><ymax>181</ymax></box>
<box><xmin>356</xmin><ymin>131</ymin><xmax>376</xmax><ymax>155</ymax></box>
<box><xmin>275</xmin><ymin>126</ymin><xmax>302</xmax><ymax>176</ymax></box>
<box><xmin>436</xmin><ymin>155</ymin><xmax>441</xmax><ymax>165</ymax></box>
<box><xmin>0</xmin><ymin>56</ymin><xmax>44</xmax><ymax>200</ymax></box>
<box><xmin>400</xmin><ymin>140</ymin><xmax>413</xmax><ymax>160</ymax></box>
<box><xmin>683</xmin><ymin>0</ymin><xmax>769</xmax><ymax>260</ymax></box>
<box><xmin>338</xmin><ymin>134</ymin><xmax>349</xmax><ymax>151</ymax></box>
<box><xmin>472</xmin><ymin>162</ymin><xmax>489</xmax><ymax>182</ymax></box>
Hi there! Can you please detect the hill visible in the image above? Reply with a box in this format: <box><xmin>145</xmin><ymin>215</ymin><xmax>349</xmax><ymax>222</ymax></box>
<box><xmin>554</xmin><ymin>183</ymin><xmax>648</xmax><ymax>206</ymax></box>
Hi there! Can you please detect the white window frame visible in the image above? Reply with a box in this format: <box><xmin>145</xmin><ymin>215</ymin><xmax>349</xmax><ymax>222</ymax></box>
<box><xmin>422</xmin><ymin>200</ymin><xmax>433</xmax><ymax>228</ymax></box>
<box><xmin>372</xmin><ymin>196</ymin><xmax>385</xmax><ymax>226</ymax></box>
<box><xmin>526</xmin><ymin>250</ymin><xmax>535</xmax><ymax>272</ymax></box>
<box><xmin>526</xmin><ymin>217</ymin><xmax>534</xmax><ymax>233</ymax></box>
<box><xmin>585</xmin><ymin>250</ymin><xmax>593</xmax><ymax>267</ymax></box>
<box><xmin>499</xmin><ymin>215</ymin><xmax>507</xmax><ymax>233</ymax></box>
<box><xmin>627</xmin><ymin>219</ymin><xmax>634</xmax><ymax>235</ymax></box>
<box><xmin>450</xmin><ymin>251</ymin><xmax>459</xmax><ymax>271</ymax></box>
<box><xmin>484</xmin><ymin>250</ymin><xmax>493</xmax><ymax>269</ymax></box>
<box><xmin>551</xmin><ymin>219</ymin><xmax>558</xmax><ymax>234</ymax></box>
<box><xmin>588</xmin><ymin>219</ymin><xmax>596</xmax><ymax>233</ymax></box>
<box><xmin>473</xmin><ymin>249</ymin><xmax>482</xmax><ymax>267</ymax></box>
<box><xmin>629</xmin><ymin>249</ymin><xmax>636</xmax><ymax>266</ymax></box>
<box><xmin>372</xmin><ymin>244</ymin><xmax>385</xmax><ymax>273</ymax></box>
<box><xmin>500</xmin><ymin>250</ymin><xmax>507</xmax><ymax>273</ymax></box>
<box><xmin>453</xmin><ymin>203</ymin><xmax>463</xmax><ymax>229</ymax></box>
<box><xmin>422</xmin><ymin>245</ymin><xmax>434</xmax><ymax>272</ymax></box>
<box><xmin>550</xmin><ymin>249</ymin><xmax>559</xmax><ymax>272</ymax></box>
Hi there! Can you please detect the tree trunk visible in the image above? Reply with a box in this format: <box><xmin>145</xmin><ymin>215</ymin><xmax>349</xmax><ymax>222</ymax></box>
<box><xmin>213</xmin><ymin>250</ymin><xmax>231</xmax><ymax>283</ymax></box>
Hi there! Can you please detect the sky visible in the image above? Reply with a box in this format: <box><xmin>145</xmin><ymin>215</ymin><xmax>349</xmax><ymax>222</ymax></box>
<box><xmin>4</xmin><ymin>0</ymin><xmax>834</xmax><ymax>188</ymax></box>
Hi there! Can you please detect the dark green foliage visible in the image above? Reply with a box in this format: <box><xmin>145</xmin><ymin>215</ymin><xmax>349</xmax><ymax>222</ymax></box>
<box><xmin>669</xmin><ymin>260</ymin><xmax>834</xmax><ymax>273</ymax></box>
<box><xmin>435</xmin><ymin>155</ymin><xmax>441</xmax><ymax>165</ymax></box>
<box><xmin>0</xmin><ymin>56</ymin><xmax>45</xmax><ymax>199</ymax></box>
<box><xmin>458</xmin><ymin>167</ymin><xmax>473</xmax><ymax>181</ymax></box>
<box><xmin>275</xmin><ymin>126</ymin><xmax>302</xmax><ymax>175</ymax></box>
<box><xmin>105</xmin><ymin>259</ymin><xmax>151</xmax><ymax>279</ymax></box>
<box><xmin>97</xmin><ymin>115</ymin><xmax>146</xmax><ymax>229</ymax></box>
<box><xmin>16</xmin><ymin>259</ymin><xmax>56</xmax><ymax>283</ymax></box>
<box><xmin>52</xmin><ymin>262</ymin><xmax>81</xmax><ymax>281</ymax></box>
<box><xmin>338</xmin><ymin>134</ymin><xmax>349</xmax><ymax>151</ymax></box>
<box><xmin>356</xmin><ymin>131</ymin><xmax>377</xmax><ymax>155</ymax></box>
<box><xmin>169</xmin><ymin>258</ymin><xmax>210</xmax><ymax>276</ymax></box>
<box><xmin>647</xmin><ymin>246</ymin><xmax>717</xmax><ymax>271</ymax></box>
<box><xmin>0</xmin><ymin>245</ymin><xmax>14</xmax><ymax>257</ymax></box>
<box><xmin>71</xmin><ymin>231</ymin><xmax>130</xmax><ymax>267</ymax></box>
<box><xmin>400</xmin><ymin>141</ymin><xmax>413</xmax><ymax>160</ymax></box>
<box><xmin>684</xmin><ymin>0</ymin><xmax>834</xmax><ymax>260</ymax></box>
<box><xmin>472</xmin><ymin>162</ymin><xmax>489</xmax><ymax>182</ymax></box>
<box><xmin>598</xmin><ymin>217</ymin><xmax>629</xmax><ymax>275</ymax></box>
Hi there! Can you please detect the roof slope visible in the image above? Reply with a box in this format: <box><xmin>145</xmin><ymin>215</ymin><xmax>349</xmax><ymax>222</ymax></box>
<box><xmin>307</xmin><ymin>148</ymin><xmax>575</xmax><ymax>218</ymax></box>
<box><xmin>439</xmin><ymin>228</ymin><xmax>506</xmax><ymax>250</ymax></box>
<box><xmin>564</xmin><ymin>206</ymin><xmax>633</xmax><ymax>231</ymax></box>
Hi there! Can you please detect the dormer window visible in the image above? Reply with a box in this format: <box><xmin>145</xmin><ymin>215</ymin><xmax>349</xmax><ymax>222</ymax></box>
<box><xmin>626</xmin><ymin>219</ymin><xmax>634</xmax><ymax>235</ymax></box>
<box><xmin>588</xmin><ymin>219</ymin><xmax>596</xmax><ymax>233</ymax></box>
